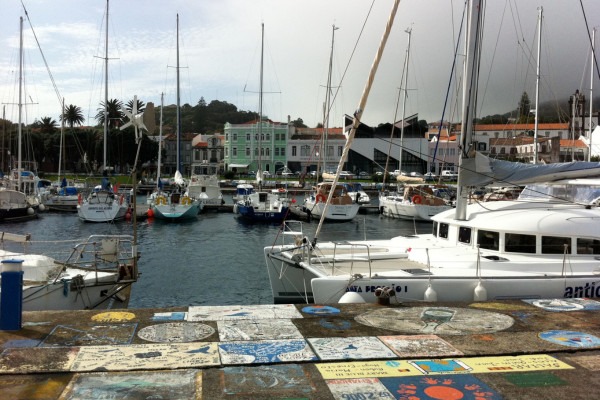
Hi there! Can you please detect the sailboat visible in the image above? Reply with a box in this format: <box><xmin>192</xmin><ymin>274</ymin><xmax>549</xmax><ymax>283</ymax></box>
<box><xmin>236</xmin><ymin>24</ymin><xmax>290</xmax><ymax>223</ymax></box>
<box><xmin>302</xmin><ymin>25</ymin><xmax>359</xmax><ymax>222</ymax></box>
<box><xmin>0</xmin><ymin>17</ymin><xmax>40</xmax><ymax>222</ymax></box>
<box><xmin>77</xmin><ymin>0</ymin><xmax>129</xmax><ymax>223</ymax></box>
<box><xmin>379</xmin><ymin>28</ymin><xmax>452</xmax><ymax>221</ymax></box>
<box><xmin>151</xmin><ymin>14</ymin><xmax>202</xmax><ymax>221</ymax></box>
<box><xmin>264</xmin><ymin>0</ymin><xmax>600</xmax><ymax>305</ymax></box>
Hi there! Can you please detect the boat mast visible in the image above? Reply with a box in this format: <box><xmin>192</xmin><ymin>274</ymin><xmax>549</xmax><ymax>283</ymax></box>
<box><xmin>322</xmin><ymin>24</ymin><xmax>338</xmax><ymax>177</ymax></box>
<box><xmin>398</xmin><ymin>27</ymin><xmax>411</xmax><ymax>173</ymax></box>
<box><xmin>176</xmin><ymin>14</ymin><xmax>181</xmax><ymax>174</ymax></box>
<box><xmin>454</xmin><ymin>0</ymin><xmax>482</xmax><ymax>221</ymax></box>
<box><xmin>157</xmin><ymin>93</ymin><xmax>164</xmax><ymax>189</ymax></box>
<box><xmin>59</xmin><ymin>97</ymin><xmax>65</xmax><ymax>180</ymax></box>
<box><xmin>533</xmin><ymin>7</ymin><xmax>542</xmax><ymax>165</ymax></box>
<box><xmin>103</xmin><ymin>0</ymin><xmax>109</xmax><ymax>172</ymax></box>
<box><xmin>590</xmin><ymin>27</ymin><xmax>595</xmax><ymax>162</ymax></box>
<box><xmin>17</xmin><ymin>16</ymin><xmax>23</xmax><ymax>189</ymax></box>
<box><xmin>258</xmin><ymin>23</ymin><xmax>264</xmax><ymax>188</ymax></box>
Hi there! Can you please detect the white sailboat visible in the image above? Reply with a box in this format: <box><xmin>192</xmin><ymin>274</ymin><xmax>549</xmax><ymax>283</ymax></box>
<box><xmin>264</xmin><ymin>0</ymin><xmax>600</xmax><ymax>305</ymax></box>
<box><xmin>77</xmin><ymin>0</ymin><xmax>129</xmax><ymax>223</ymax></box>
<box><xmin>151</xmin><ymin>14</ymin><xmax>202</xmax><ymax>221</ymax></box>
<box><xmin>379</xmin><ymin>28</ymin><xmax>452</xmax><ymax>221</ymax></box>
<box><xmin>303</xmin><ymin>25</ymin><xmax>359</xmax><ymax>222</ymax></box>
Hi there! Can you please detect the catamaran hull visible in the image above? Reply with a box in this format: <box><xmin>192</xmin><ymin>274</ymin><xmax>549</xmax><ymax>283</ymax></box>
<box><xmin>303</xmin><ymin>202</ymin><xmax>360</xmax><ymax>222</ymax></box>
<box><xmin>22</xmin><ymin>281</ymin><xmax>132</xmax><ymax>311</ymax></box>
<box><xmin>152</xmin><ymin>203</ymin><xmax>202</xmax><ymax>220</ymax></box>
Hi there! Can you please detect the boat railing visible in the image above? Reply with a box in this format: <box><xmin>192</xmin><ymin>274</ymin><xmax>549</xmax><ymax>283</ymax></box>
<box><xmin>331</xmin><ymin>242</ymin><xmax>373</xmax><ymax>277</ymax></box>
<box><xmin>279</xmin><ymin>221</ymin><xmax>304</xmax><ymax>246</ymax></box>
<box><xmin>57</xmin><ymin>234</ymin><xmax>137</xmax><ymax>283</ymax></box>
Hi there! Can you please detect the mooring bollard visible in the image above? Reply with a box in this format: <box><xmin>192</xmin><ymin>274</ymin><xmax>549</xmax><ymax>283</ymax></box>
<box><xmin>0</xmin><ymin>259</ymin><xmax>24</xmax><ymax>331</ymax></box>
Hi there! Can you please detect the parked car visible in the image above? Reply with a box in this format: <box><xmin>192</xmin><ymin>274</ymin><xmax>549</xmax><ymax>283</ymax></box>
<box><xmin>409</xmin><ymin>172</ymin><xmax>424</xmax><ymax>178</ymax></box>
<box><xmin>358</xmin><ymin>171</ymin><xmax>370</xmax><ymax>178</ymax></box>
<box><xmin>424</xmin><ymin>172</ymin><xmax>437</xmax><ymax>181</ymax></box>
<box><xmin>441</xmin><ymin>170</ymin><xmax>459</xmax><ymax>181</ymax></box>
<box><xmin>339</xmin><ymin>171</ymin><xmax>354</xmax><ymax>179</ymax></box>
<box><xmin>262</xmin><ymin>171</ymin><xmax>271</xmax><ymax>177</ymax></box>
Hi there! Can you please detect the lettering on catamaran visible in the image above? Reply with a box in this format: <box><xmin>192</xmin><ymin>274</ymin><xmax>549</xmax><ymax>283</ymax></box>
<box><xmin>345</xmin><ymin>284</ymin><xmax>408</xmax><ymax>294</ymax></box>
<box><xmin>564</xmin><ymin>282</ymin><xmax>600</xmax><ymax>298</ymax></box>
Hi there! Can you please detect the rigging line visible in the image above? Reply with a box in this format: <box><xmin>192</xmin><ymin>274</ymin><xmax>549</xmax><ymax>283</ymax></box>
<box><xmin>432</xmin><ymin>0</ymin><xmax>467</xmax><ymax>167</ymax></box>
<box><xmin>579</xmin><ymin>0</ymin><xmax>600</xmax><ymax>81</ymax></box>
<box><xmin>20</xmin><ymin>2</ymin><xmax>63</xmax><ymax>108</ymax></box>
<box><xmin>325</xmin><ymin>0</ymin><xmax>376</xmax><ymax>124</ymax></box>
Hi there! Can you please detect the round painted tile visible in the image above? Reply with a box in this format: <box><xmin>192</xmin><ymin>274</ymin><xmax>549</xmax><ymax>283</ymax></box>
<box><xmin>539</xmin><ymin>330</ymin><xmax>600</xmax><ymax>348</ymax></box>
<box><xmin>137</xmin><ymin>322</ymin><xmax>215</xmax><ymax>343</ymax></box>
<box><xmin>302</xmin><ymin>305</ymin><xmax>340</xmax><ymax>315</ymax></box>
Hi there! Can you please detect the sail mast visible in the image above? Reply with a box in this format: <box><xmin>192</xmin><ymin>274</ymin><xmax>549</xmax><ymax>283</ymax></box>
<box><xmin>176</xmin><ymin>14</ymin><xmax>181</xmax><ymax>174</ymax></box>
<box><xmin>103</xmin><ymin>0</ymin><xmax>109</xmax><ymax>172</ymax></box>
<box><xmin>17</xmin><ymin>16</ymin><xmax>23</xmax><ymax>188</ymax></box>
<box><xmin>590</xmin><ymin>28</ymin><xmax>595</xmax><ymax>162</ymax></box>
<box><xmin>533</xmin><ymin>7</ymin><xmax>542</xmax><ymax>165</ymax></box>
<box><xmin>257</xmin><ymin>22</ymin><xmax>264</xmax><ymax>187</ymax></box>
<box><xmin>398</xmin><ymin>27</ymin><xmax>411</xmax><ymax>173</ymax></box>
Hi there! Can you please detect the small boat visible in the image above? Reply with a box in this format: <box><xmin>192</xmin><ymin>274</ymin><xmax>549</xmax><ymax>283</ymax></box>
<box><xmin>187</xmin><ymin>173</ymin><xmax>223</xmax><ymax>208</ymax></box>
<box><xmin>150</xmin><ymin>172</ymin><xmax>203</xmax><ymax>221</ymax></box>
<box><xmin>303</xmin><ymin>182</ymin><xmax>360</xmax><ymax>222</ymax></box>
<box><xmin>0</xmin><ymin>233</ymin><xmax>138</xmax><ymax>311</ymax></box>
<box><xmin>39</xmin><ymin>178</ymin><xmax>84</xmax><ymax>212</ymax></box>
<box><xmin>379</xmin><ymin>183</ymin><xmax>453</xmax><ymax>221</ymax></box>
<box><xmin>236</xmin><ymin>188</ymin><xmax>291</xmax><ymax>223</ymax></box>
<box><xmin>342</xmin><ymin>182</ymin><xmax>371</xmax><ymax>205</ymax></box>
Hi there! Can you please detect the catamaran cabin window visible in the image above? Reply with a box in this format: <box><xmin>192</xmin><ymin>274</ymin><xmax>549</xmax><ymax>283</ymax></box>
<box><xmin>458</xmin><ymin>227</ymin><xmax>472</xmax><ymax>244</ymax></box>
<box><xmin>477</xmin><ymin>230</ymin><xmax>499</xmax><ymax>251</ymax></box>
<box><xmin>438</xmin><ymin>223</ymin><xmax>449</xmax><ymax>239</ymax></box>
<box><xmin>542</xmin><ymin>236</ymin><xmax>571</xmax><ymax>254</ymax></box>
<box><xmin>577</xmin><ymin>238</ymin><xmax>600</xmax><ymax>254</ymax></box>
<box><xmin>505</xmin><ymin>233</ymin><xmax>536</xmax><ymax>253</ymax></box>
<box><xmin>433</xmin><ymin>222</ymin><xmax>438</xmax><ymax>237</ymax></box>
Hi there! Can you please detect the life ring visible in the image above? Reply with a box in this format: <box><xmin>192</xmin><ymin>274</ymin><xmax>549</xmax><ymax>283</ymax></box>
<box><xmin>77</xmin><ymin>193</ymin><xmax>83</xmax><ymax>205</ymax></box>
<box><xmin>316</xmin><ymin>194</ymin><xmax>326</xmax><ymax>203</ymax></box>
<box><xmin>412</xmin><ymin>195</ymin><xmax>423</xmax><ymax>204</ymax></box>
<box><xmin>156</xmin><ymin>196</ymin><xmax>166</xmax><ymax>206</ymax></box>
<box><xmin>278</xmin><ymin>188</ymin><xmax>286</xmax><ymax>193</ymax></box>
<box><xmin>181</xmin><ymin>196</ymin><xmax>191</xmax><ymax>205</ymax></box>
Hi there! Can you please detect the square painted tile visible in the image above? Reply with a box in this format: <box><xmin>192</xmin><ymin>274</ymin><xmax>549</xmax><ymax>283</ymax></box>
<box><xmin>188</xmin><ymin>304</ymin><xmax>302</xmax><ymax>321</ymax></box>
<box><xmin>378</xmin><ymin>335</ymin><xmax>463</xmax><ymax>358</ymax></box>
<box><xmin>40</xmin><ymin>323</ymin><xmax>137</xmax><ymax>347</ymax></box>
<box><xmin>218</xmin><ymin>319</ymin><xmax>302</xmax><ymax>341</ymax></box>
<box><xmin>379</xmin><ymin>374</ymin><xmax>501</xmax><ymax>399</ymax></box>
<box><xmin>326</xmin><ymin>377</ymin><xmax>394</xmax><ymax>400</ymax></box>
<box><xmin>308</xmin><ymin>337</ymin><xmax>397</xmax><ymax>361</ymax></box>
<box><xmin>218</xmin><ymin>339</ymin><xmax>317</xmax><ymax>364</ymax></box>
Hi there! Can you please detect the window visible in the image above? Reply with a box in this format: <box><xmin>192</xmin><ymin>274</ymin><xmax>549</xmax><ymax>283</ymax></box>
<box><xmin>477</xmin><ymin>230</ymin><xmax>499</xmax><ymax>251</ymax></box>
<box><xmin>542</xmin><ymin>236</ymin><xmax>571</xmax><ymax>254</ymax></box>
<box><xmin>260</xmin><ymin>148</ymin><xmax>264</xmax><ymax>156</ymax></box>
<box><xmin>254</xmin><ymin>148</ymin><xmax>258</xmax><ymax>156</ymax></box>
<box><xmin>274</xmin><ymin>148</ymin><xmax>280</xmax><ymax>156</ymax></box>
<box><xmin>225</xmin><ymin>148</ymin><xmax>228</xmax><ymax>157</ymax></box>
<box><xmin>266</xmin><ymin>134</ymin><xmax>270</xmax><ymax>141</ymax></box>
<box><xmin>265</xmin><ymin>148</ymin><xmax>270</xmax><ymax>157</ymax></box>
<box><xmin>338</xmin><ymin>146</ymin><xmax>343</xmax><ymax>157</ymax></box>
<box><xmin>438</xmin><ymin>223</ymin><xmax>449</xmax><ymax>239</ymax></box>
<box><xmin>225</xmin><ymin>133</ymin><xmax>229</xmax><ymax>141</ymax></box>
<box><xmin>292</xmin><ymin>146</ymin><xmax>297</xmax><ymax>156</ymax></box>
<box><xmin>458</xmin><ymin>227</ymin><xmax>471</xmax><ymax>244</ymax></box>
<box><xmin>506</xmin><ymin>233</ymin><xmax>536</xmax><ymax>253</ymax></box>
<box><xmin>185</xmin><ymin>144</ymin><xmax>191</xmax><ymax>151</ymax></box>
<box><xmin>246</xmin><ymin>147</ymin><xmax>251</xmax><ymax>156</ymax></box>
<box><xmin>301</xmin><ymin>145</ymin><xmax>311</xmax><ymax>157</ymax></box>
<box><xmin>577</xmin><ymin>238</ymin><xmax>600</xmax><ymax>254</ymax></box>
<box><xmin>246</xmin><ymin>133</ymin><xmax>250</xmax><ymax>141</ymax></box>
<box><xmin>433</xmin><ymin>222</ymin><xmax>438</xmax><ymax>237</ymax></box>
<box><xmin>281</xmin><ymin>147</ymin><xmax>285</xmax><ymax>156</ymax></box>
<box><xmin>232</xmin><ymin>147</ymin><xmax>237</xmax><ymax>157</ymax></box>
<box><xmin>233</xmin><ymin>133</ymin><xmax>237</xmax><ymax>141</ymax></box>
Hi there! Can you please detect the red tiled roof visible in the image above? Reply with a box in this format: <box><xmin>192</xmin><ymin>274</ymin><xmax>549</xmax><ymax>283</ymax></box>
<box><xmin>560</xmin><ymin>139</ymin><xmax>587</xmax><ymax>148</ymax></box>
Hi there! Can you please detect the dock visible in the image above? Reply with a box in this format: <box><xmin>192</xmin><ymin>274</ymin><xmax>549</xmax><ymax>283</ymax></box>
<box><xmin>1</xmin><ymin>299</ymin><xmax>600</xmax><ymax>398</ymax></box>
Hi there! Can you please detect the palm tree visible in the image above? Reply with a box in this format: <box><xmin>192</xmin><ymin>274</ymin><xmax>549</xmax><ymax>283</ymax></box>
<box><xmin>95</xmin><ymin>99</ymin><xmax>124</xmax><ymax>129</ymax></box>
<box><xmin>60</xmin><ymin>104</ymin><xmax>85</xmax><ymax>129</ymax></box>
<box><xmin>125</xmin><ymin>98</ymin><xmax>145</xmax><ymax>114</ymax></box>
<box><xmin>38</xmin><ymin>117</ymin><xmax>57</xmax><ymax>134</ymax></box>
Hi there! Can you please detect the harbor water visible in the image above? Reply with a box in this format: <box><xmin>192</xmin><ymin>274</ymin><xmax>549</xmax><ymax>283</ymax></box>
<box><xmin>0</xmin><ymin>195</ymin><xmax>432</xmax><ymax>308</ymax></box>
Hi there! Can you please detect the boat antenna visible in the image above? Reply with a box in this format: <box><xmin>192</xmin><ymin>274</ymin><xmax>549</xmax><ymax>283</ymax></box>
<box><xmin>313</xmin><ymin>0</ymin><xmax>401</xmax><ymax>244</ymax></box>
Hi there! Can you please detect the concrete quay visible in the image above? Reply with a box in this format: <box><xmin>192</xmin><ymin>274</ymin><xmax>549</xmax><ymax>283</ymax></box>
<box><xmin>1</xmin><ymin>300</ymin><xmax>600</xmax><ymax>399</ymax></box>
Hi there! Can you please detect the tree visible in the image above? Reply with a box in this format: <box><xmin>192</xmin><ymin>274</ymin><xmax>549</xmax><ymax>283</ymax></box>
<box><xmin>38</xmin><ymin>117</ymin><xmax>57</xmax><ymax>134</ymax></box>
<box><xmin>290</xmin><ymin>118</ymin><xmax>307</xmax><ymax>128</ymax></box>
<box><xmin>125</xmin><ymin>98</ymin><xmax>145</xmax><ymax>114</ymax></box>
<box><xmin>61</xmin><ymin>104</ymin><xmax>85</xmax><ymax>129</ymax></box>
<box><xmin>517</xmin><ymin>92</ymin><xmax>531</xmax><ymax>123</ymax></box>
<box><xmin>95</xmin><ymin>99</ymin><xmax>124</xmax><ymax>129</ymax></box>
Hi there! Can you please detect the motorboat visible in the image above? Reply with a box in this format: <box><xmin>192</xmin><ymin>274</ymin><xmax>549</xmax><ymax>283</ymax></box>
<box><xmin>236</xmin><ymin>188</ymin><xmax>291</xmax><ymax>223</ymax></box>
<box><xmin>379</xmin><ymin>183</ymin><xmax>453</xmax><ymax>221</ymax></box>
<box><xmin>303</xmin><ymin>182</ymin><xmax>360</xmax><ymax>222</ymax></box>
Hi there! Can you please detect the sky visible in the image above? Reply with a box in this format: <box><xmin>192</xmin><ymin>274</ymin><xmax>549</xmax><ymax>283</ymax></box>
<box><xmin>1</xmin><ymin>0</ymin><xmax>600</xmax><ymax>132</ymax></box>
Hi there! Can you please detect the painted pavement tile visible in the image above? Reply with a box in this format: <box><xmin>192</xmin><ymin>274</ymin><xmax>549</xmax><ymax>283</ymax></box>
<box><xmin>301</xmin><ymin>305</ymin><xmax>341</xmax><ymax>316</ymax></box>
<box><xmin>379</xmin><ymin>374</ymin><xmax>502</xmax><ymax>399</ymax></box>
<box><xmin>70</xmin><ymin>342</ymin><xmax>220</xmax><ymax>372</ymax></box>
<box><xmin>58</xmin><ymin>369</ymin><xmax>200</xmax><ymax>400</ymax></box>
<box><xmin>91</xmin><ymin>311</ymin><xmax>136</xmax><ymax>323</ymax></box>
<box><xmin>39</xmin><ymin>323</ymin><xmax>137</xmax><ymax>347</ymax></box>
<box><xmin>219</xmin><ymin>365</ymin><xmax>316</xmax><ymax>398</ymax></box>
<box><xmin>218</xmin><ymin>339</ymin><xmax>317</xmax><ymax>365</ymax></box>
<box><xmin>187</xmin><ymin>304</ymin><xmax>302</xmax><ymax>321</ymax></box>
<box><xmin>217</xmin><ymin>319</ymin><xmax>302</xmax><ymax>341</ymax></box>
<box><xmin>523</xmin><ymin>298</ymin><xmax>600</xmax><ymax>312</ymax></box>
<box><xmin>151</xmin><ymin>311</ymin><xmax>187</xmax><ymax>321</ymax></box>
<box><xmin>538</xmin><ymin>330</ymin><xmax>600</xmax><ymax>348</ymax></box>
<box><xmin>2</xmin><ymin>339</ymin><xmax>42</xmax><ymax>348</ymax></box>
<box><xmin>137</xmin><ymin>322</ymin><xmax>215</xmax><ymax>343</ymax></box>
<box><xmin>307</xmin><ymin>337</ymin><xmax>397</xmax><ymax>361</ymax></box>
<box><xmin>378</xmin><ymin>335</ymin><xmax>463</xmax><ymax>358</ymax></box>
<box><xmin>0</xmin><ymin>347</ymin><xmax>78</xmax><ymax>374</ymax></box>
<box><xmin>566</xmin><ymin>354</ymin><xmax>600</xmax><ymax>371</ymax></box>
<box><xmin>0</xmin><ymin>373</ymin><xmax>72</xmax><ymax>400</ymax></box>
<box><xmin>355</xmin><ymin>307</ymin><xmax>514</xmax><ymax>335</ymax></box>
<box><xmin>502</xmin><ymin>371</ymin><xmax>568</xmax><ymax>387</ymax></box>
<box><xmin>326</xmin><ymin>378</ymin><xmax>395</xmax><ymax>400</ymax></box>
<box><xmin>316</xmin><ymin>355</ymin><xmax>574</xmax><ymax>380</ymax></box>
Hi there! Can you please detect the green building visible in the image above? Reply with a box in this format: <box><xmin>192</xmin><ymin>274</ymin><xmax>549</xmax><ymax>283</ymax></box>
<box><xmin>223</xmin><ymin>119</ymin><xmax>290</xmax><ymax>175</ymax></box>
